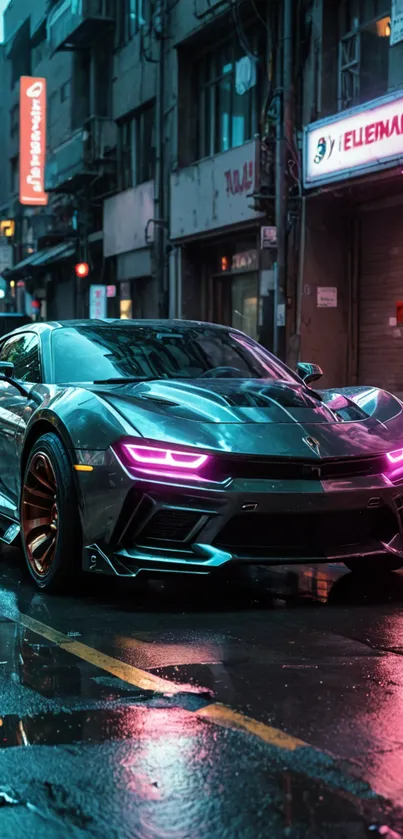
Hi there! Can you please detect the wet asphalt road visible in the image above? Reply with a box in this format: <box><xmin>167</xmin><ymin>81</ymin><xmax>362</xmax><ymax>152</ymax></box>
<box><xmin>2</xmin><ymin>553</ymin><xmax>403</xmax><ymax>837</ymax></box>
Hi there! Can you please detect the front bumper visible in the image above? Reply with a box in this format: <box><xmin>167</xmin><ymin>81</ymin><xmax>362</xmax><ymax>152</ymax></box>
<box><xmin>76</xmin><ymin>462</ymin><xmax>403</xmax><ymax>577</ymax></box>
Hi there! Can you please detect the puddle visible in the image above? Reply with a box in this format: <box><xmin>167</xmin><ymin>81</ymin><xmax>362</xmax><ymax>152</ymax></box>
<box><xmin>0</xmin><ymin>706</ymin><xmax>153</xmax><ymax>749</ymax></box>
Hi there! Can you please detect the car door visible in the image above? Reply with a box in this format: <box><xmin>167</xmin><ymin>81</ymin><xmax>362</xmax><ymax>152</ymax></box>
<box><xmin>0</xmin><ymin>332</ymin><xmax>42</xmax><ymax>515</ymax></box>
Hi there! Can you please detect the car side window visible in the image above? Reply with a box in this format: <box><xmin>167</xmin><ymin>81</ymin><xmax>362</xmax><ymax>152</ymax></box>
<box><xmin>0</xmin><ymin>333</ymin><xmax>41</xmax><ymax>383</ymax></box>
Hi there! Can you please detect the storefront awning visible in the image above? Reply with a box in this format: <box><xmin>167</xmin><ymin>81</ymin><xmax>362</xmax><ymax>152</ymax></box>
<box><xmin>6</xmin><ymin>242</ymin><xmax>76</xmax><ymax>279</ymax></box>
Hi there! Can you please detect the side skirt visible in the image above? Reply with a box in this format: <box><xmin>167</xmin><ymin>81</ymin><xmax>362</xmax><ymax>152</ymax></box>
<box><xmin>0</xmin><ymin>502</ymin><xmax>21</xmax><ymax>546</ymax></box>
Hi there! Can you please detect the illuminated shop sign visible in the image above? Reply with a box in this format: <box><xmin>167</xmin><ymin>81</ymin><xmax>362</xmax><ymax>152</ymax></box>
<box><xmin>20</xmin><ymin>77</ymin><xmax>48</xmax><ymax>206</ymax></box>
<box><xmin>304</xmin><ymin>91</ymin><xmax>403</xmax><ymax>188</ymax></box>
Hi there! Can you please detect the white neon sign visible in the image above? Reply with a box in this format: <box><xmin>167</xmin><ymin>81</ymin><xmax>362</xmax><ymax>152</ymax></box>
<box><xmin>304</xmin><ymin>92</ymin><xmax>403</xmax><ymax>187</ymax></box>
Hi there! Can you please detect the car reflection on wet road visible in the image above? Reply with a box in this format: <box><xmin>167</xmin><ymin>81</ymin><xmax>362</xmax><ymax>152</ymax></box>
<box><xmin>2</xmin><ymin>553</ymin><xmax>403</xmax><ymax>837</ymax></box>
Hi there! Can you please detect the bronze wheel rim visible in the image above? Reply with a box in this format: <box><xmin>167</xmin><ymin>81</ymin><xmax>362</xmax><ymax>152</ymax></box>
<box><xmin>21</xmin><ymin>452</ymin><xmax>59</xmax><ymax>577</ymax></box>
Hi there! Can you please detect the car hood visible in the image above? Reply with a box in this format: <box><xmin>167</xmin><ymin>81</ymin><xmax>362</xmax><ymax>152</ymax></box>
<box><xmin>90</xmin><ymin>378</ymin><xmax>403</xmax><ymax>459</ymax></box>
<box><xmin>95</xmin><ymin>378</ymin><xmax>339</xmax><ymax>422</ymax></box>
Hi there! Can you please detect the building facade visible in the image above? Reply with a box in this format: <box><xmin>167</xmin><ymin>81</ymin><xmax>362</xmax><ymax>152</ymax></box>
<box><xmin>301</xmin><ymin>0</ymin><xmax>403</xmax><ymax>393</ymax></box>
<box><xmin>0</xmin><ymin>0</ymin><xmax>282</xmax><ymax>344</ymax></box>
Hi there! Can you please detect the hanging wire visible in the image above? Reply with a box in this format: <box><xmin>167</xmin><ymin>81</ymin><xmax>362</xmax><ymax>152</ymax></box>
<box><xmin>230</xmin><ymin>0</ymin><xmax>258</xmax><ymax>60</ymax></box>
<box><xmin>251</xmin><ymin>0</ymin><xmax>271</xmax><ymax>32</ymax></box>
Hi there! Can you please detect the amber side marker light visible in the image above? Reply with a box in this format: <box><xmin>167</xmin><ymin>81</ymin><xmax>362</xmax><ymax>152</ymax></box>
<box><xmin>74</xmin><ymin>465</ymin><xmax>94</xmax><ymax>472</ymax></box>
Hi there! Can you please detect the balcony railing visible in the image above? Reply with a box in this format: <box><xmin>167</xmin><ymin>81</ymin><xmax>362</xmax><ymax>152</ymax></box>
<box><xmin>47</xmin><ymin>0</ymin><xmax>115</xmax><ymax>53</ymax></box>
<box><xmin>45</xmin><ymin>117</ymin><xmax>117</xmax><ymax>193</ymax></box>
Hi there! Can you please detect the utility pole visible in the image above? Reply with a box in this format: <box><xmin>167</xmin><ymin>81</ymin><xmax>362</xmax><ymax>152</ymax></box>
<box><xmin>155</xmin><ymin>0</ymin><xmax>168</xmax><ymax>318</ymax></box>
<box><xmin>274</xmin><ymin>0</ymin><xmax>292</xmax><ymax>359</ymax></box>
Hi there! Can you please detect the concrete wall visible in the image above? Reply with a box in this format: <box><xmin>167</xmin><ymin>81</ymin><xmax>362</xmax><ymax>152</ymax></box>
<box><xmin>169</xmin><ymin>0</ymin><xmax>230</xmax><ymax>46</ymax></box>
<box><xmin>103</xmin><ymin>182</ymin><xmax>154</xmax><ymax>257</ymax></box>
<box><xmin>170</xmin><ymin>141</ymin><xmax>263</xmax><ymax>240</ymax></box>
<box><xmin>112</xmin><ymin>36</ymin><xmax>157</xmax><ymax>121</ymax></box>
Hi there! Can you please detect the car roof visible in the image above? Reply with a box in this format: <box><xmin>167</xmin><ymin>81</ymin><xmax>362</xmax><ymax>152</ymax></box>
<box><xmin>4</xmin><ymin>318</ymin><xmax>237</xmax><ymax>336</ymax></box>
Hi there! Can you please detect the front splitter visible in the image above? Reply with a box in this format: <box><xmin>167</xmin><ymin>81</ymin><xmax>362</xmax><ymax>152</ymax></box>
<box><xmin>82</xmin><ymin>537</ymin><xmax>403</xmax><ymax>578</ymax></box>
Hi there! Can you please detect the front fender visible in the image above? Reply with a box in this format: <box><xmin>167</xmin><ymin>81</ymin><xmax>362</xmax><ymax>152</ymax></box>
<box><xmin>322</xmin><ymin>385</ymin><xmax>403</xmax><ymax>425</ymax></box>
<box><xmin>24</xmin><ymin>387</ymin><xmax>140</xmax><ymax>452</ymax></box>
<box><xmin>16</xmin><ymin>388</ymin><xmax>138</xmax><ymax>523</ymax></box>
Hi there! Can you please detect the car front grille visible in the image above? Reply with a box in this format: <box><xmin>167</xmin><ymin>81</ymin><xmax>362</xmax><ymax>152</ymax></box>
<box><xmin>214</xmin><ymin>508</ymin><xmax>398</xmax><ymax>558</ymax></box>
<box><xmin>212</xmin><ymin>454</ymin><xmax>388</xmax><ymax>482</ymax></box>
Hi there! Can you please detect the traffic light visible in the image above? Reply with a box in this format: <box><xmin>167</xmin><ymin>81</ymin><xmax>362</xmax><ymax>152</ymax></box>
<box><xmin>75</xmin><ymin>262</ymin><xmax>89</xmax><ymax>278</ymax></box>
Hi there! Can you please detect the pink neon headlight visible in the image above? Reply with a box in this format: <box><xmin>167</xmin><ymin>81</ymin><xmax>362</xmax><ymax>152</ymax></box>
<box><xmin>124</xmin><ymin>443</ymin><xmax>209</xmax><ymax>471</ymax></box>
<box><xmin>387</xmin><ymin>448</ymin><xmax>403</xmax><ymax>464</ymax></box>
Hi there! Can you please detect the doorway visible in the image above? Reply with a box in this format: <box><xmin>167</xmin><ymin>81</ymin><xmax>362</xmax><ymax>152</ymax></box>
<box><xmin>213</xmin><ymin>271</ymin><xmax>258</xmax><ymax>339</ymax></box>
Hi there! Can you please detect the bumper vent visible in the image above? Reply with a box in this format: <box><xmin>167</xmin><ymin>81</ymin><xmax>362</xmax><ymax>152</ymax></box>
<box><xmin>139</xmin><ymin>509</ymin><xmax>204</xmax><ymax>543</ymax></box>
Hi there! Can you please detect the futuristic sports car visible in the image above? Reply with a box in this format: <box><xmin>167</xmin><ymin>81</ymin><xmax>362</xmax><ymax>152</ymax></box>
<box><xmin>1</xmin><ymin>318</ymin><xmax>403</xmax><ymax>592</ymax></box>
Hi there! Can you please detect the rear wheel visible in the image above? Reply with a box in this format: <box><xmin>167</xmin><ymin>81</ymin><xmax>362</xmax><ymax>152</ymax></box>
<box><xmin>344</xmin><ymin>555</ymin><xmax>403</xmax><ymax>574</ymax></box>
<box><xmin>21</xmin><ymin>433</ymin><xmax>82</xmax><ymax>592</ymax></box>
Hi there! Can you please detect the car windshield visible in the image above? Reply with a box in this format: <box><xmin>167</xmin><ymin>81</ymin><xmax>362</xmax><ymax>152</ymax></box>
<box><xmin>51</xmin><ymin>324</ymin><xmax>298</xmax><ymax>384</ymax></box>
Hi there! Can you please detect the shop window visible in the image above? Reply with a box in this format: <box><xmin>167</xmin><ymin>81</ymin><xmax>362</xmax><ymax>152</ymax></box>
<box><xmin>118</xmin><ymin>102</ymin><xmax>156</xmax><ymax>189</ymax></box>
<box><xmin>338</xmin><ymin>0</ymin><xmax>391</xmax><ymax>109</ymax></box>
<box><xmin>192</xmin><ymin>30</ymin><xmax>262</xmax><ymax>161</ymax></box>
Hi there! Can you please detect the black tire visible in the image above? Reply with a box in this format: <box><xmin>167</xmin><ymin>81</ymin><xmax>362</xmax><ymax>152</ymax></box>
<box><xmin>21</xmin><ymin>432</ymin><xmax>82</xmax><ymax>592</ymax></box>
<box><xmin>344</xmin><ymin>555</ymin><xmax>403</xmax><ymax>575</ymax></box>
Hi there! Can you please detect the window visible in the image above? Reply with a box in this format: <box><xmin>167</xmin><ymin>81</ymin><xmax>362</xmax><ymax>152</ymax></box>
<box><xmin>341</xmin><ymin>0</ymin><xmax>390</xmax><ymax>34</ymax></box>
<box><xmin>118</xmin><ymin>118</ymin><xmax>135</xmax><ymax>190</ymax></box>
<box><xmin>117</xmin><ymin>0</ymin><xmax>152</xmax><ymax>45</ymax></box>
<box><xmin>136</xmin><ymin>102</ymin><xmax>156</xmax><ymax>183</ymax></box>
<box><xmin>32</xmin><ymin>40</ymin><xmax>48</xmax><ymax>68</ymax></box>
<box><xmin>339</xmin><ymin>0</ymin><xmax>391</xmax><ymax>108</ymax></box>
<box><xmin>193</xmin><ymin>32</ymin><xmax>262</xmax><ymax>161</ymax></box>
<box><xmin>118</xmin><ymin>102</ymin><xmax>156</xmax><ymax>189</ymax></box>
<box><xmin>10</xmin><ymin>105</ymin><xmax>19</xmax><ymax>139</ymax></box>
<box><xmin>10</xmin><ymin>156</ymin><xmax>19</xmax><ymax>196</ymax></box>
<box><xmin>0</xmin><ymin>334</ymin><xmax>41</xmax><ymax>383</ymax></box>
<box><xmin>48</xmin><ymin>90</ymin><xmax>59</xmax><ymax>129</ymax></box>
<box><xmin>60</xmin><ymin>81</ymin><xmax>71</xmax><ymax>103</ymax></box>
<box><xmin>10</xmin><ymin>20</ymin><xmax>31</xmax><ymax>88</ymax></box>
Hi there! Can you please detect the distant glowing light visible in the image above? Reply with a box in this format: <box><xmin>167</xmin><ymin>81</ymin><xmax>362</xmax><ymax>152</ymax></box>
<box><xmin>75</xmin><ymin>262</ymin><xmax>89</xmax><ymax>278</ymax></box>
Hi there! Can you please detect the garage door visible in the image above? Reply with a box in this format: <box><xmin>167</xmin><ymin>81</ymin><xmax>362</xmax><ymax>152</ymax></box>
<box><xmin>359</xmin><ymin>205</ymin><xmax>403</xmax><ymax>397</ymax></box>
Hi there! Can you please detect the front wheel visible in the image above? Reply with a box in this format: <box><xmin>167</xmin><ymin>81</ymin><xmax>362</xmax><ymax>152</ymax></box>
<box><xmin>344</xmin><ymin>555</ymin><xmax>403</xmax><ymax>575</ymax></box>
<box><xmin>21</xmin><ymin>432</ymin><xmax>82</xmax><ymax>592</ymax></box>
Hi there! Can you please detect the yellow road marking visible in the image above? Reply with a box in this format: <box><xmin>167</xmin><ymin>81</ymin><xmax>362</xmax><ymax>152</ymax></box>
<box><xmin>12</xmin><ymin>611</ymin><xmax>308</xmax><ymax>751</ymax></box>
<box><xmin>195</xmin><ymin>704</ymin><xmax>307</xmax><ymax>751</ymax></box>
<box><xmin>15</xmin><ymin>612</ymin><xmax>184</xmax><ymax>695</ymax></box>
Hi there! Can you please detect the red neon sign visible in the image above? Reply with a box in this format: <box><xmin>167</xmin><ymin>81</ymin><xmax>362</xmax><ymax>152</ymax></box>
<box><xmin>19</xmin><ymin>77</ymin><xmax>48</xmax><ymax>207</ymax></box>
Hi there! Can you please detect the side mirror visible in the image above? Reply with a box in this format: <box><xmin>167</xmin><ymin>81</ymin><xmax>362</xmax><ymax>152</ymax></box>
<box><xmin>0</xmin><ymin>361</ymin><xmax>14</xmax><ymax>379</ymax></box>
<box><xmin>297</xmin><ymin>362</ymin><xmax>323</xmax><ymax>385</ymax></box>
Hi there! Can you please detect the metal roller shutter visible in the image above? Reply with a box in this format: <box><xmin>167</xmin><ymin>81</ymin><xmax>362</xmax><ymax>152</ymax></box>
<box><xmin>359</xmin><ymin>206</ymin><xmax>403</xmax><ymax>397</ymax></box>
